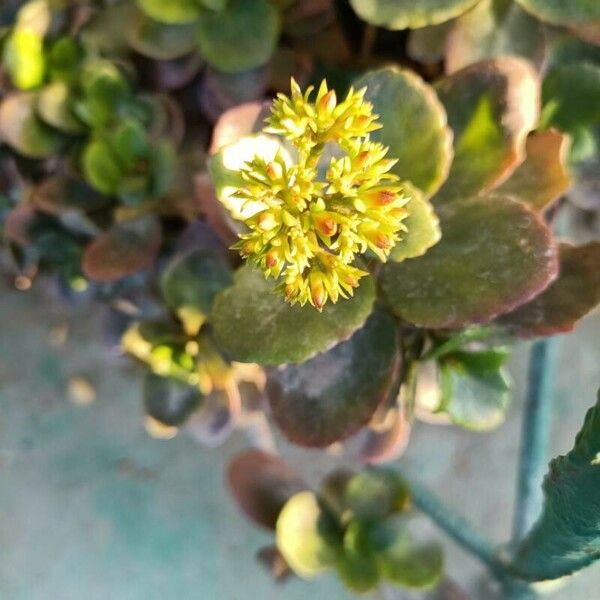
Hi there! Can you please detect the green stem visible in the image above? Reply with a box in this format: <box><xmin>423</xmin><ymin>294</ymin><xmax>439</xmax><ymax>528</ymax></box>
<box><xmin>512</xmin><ymin>338</ymin><xmax>559</xmax><ymax>544</ymax></box>
<box><xmin>401</xmin><ymin>475</ymin><xmax>504</xmax><ymax>575</ymax></box>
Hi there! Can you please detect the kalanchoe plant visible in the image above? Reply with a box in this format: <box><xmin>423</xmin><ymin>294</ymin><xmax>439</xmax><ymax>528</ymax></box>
<box><xmin>2</xmin><ymin>1</ymin><xmax>600</xmax><ymax>598</ymax></box>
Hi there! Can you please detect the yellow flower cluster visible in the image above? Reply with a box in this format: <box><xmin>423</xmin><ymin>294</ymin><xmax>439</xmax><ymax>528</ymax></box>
<box><xmin>233</xmin><ymin>79</ymin><xmax>410</xmax><ymax>310</ymax></box>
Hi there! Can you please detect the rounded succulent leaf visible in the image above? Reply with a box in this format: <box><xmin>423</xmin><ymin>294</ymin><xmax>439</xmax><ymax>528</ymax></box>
<box><xmin>196</xmin><ymin>0</ymin><xmax>281</xmax><ymax>73</ymax></box>
<box><xmin>349</xmin><ymin>0</ymin><xmax>480</xmax><ymax>30</ymax></box>
<box><xmin>144</xmin><ymin>372</ymin><xmax>202</xmax><ymax>426</ymax></box>
<box><xmin>498</xmin><ymin>243</ymin><xmax>600</xmax><ymax>338</ymax></box>
<box><xmin>390</xmin><ymin>186</ymin><xmax>441</xmax><ymax>262</ymax></box>
<box><xmin>227</xmin><ymin>450</ymin><xmax>306</xmax><ymax>530</ymax></box>
<box><xmin>211</xmin><ymin>265</ymin><xmax>376</xmax><ymax>365</ymax></box>
<box><xmin>433</xmin><ymin>58</ymin><xmax>539</xmax><ymax>203</ymax></box>
<box><xmin>82</xmin><ymin>216</ymin><xmax>162</xmax><ymax>282</ymax></box>
<box><xmin>380</xmin><ymin>194</ymin><xmax>559</xmax><ymax>328</ymax></box>
<box><xmin>446</xmin><ymin>0</ymin><xmax>546</xmax><ymax>74</ymax></box>
<box><xmin>266</xmin><ymin>307</ymin><xmax>399</xmax><ymax>447</ymax></box>
<box><xmin>276</xmin><ymin>491</ymin><xmax>338</xmax><ymax>578</ymax></box>
<box><xmin>355</xmin><ymin>67</ymin><xmax>453</xmax><ymax>197</ymax></box>
<box><xmin>0</xmin><ymin>93</ymin><xmax>63</xmax><ymax>158</ymax></box>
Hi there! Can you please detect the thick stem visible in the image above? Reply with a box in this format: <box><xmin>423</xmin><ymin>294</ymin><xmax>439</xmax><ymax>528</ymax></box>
<box><xmin>512</xmin><ymin>338</ymin><xmax>559</xmax><ymax>544</ymax></box>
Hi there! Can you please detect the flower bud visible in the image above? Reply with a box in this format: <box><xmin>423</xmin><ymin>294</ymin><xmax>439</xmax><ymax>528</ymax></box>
<box><xmin>310</xmin><ymin>273</ymin><xmax>327</xmax><ymax>311</ymax></box>
<box><xmin>318</xmin><ymin>90</ymin><xmax>337</xmax><ymax>115</ymax></box>
<box><xmin>314</xmin><ymin>213</ymin><xmax>337</xmax><ymax>237</ymax></box>
<box><xmin>256</xmin><ymin>211</ymin><xmax>278</xmax><ymax>231</ymax></box>
<box><xmin>266</xmin><ymin>161</ymin><xmax>282</xmax><ymax>180</ymax></box>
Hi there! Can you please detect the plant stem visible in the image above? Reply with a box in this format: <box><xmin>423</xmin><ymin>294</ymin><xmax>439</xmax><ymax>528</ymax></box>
<box><xmin>512</xmin><ymin>338</ymin><xmax>559</xmax><ymax>544</ymax></box>
<box><xmin>401</xmin><ymin>475</ymin><xmax>504</xmax><ymax>575</ymax></box>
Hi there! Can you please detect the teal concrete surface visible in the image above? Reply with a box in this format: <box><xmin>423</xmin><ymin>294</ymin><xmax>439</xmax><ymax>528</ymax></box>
<box><xmin>0</xmin><ymin>207</ymin><xmax>598</xmax><ymax>599</ymax></box>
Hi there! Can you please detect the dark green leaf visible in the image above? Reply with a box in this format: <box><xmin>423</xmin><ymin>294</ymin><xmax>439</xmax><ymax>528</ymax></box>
<box><xmin>143</xmin><ymin>372</ymin><xmax>202</xmax><ymax>426</ymax></box>
<box><xmin>160</xmin><ymin>249</ymin><xmax>233</xmax><ymax>333</ymax></box>
<box><xmin>211</xmin><ymin>265</ymin><xmax>376</xmax><ymax>365</ymax></box>
<box><xmin>512</xmin><ymin>390</ymin><xmax>600</xmax><ymax>581</ymax></box>
<box><xmin>380</xmin><ymin>195</ymin><xmax>558</xmax><ymax>328</ymax></box>
<box><xmin>498</xmin><ymin>243</ymin><xmax>600</xmax><ymax>337</ymax></box>
<box><xmin>196</xmin><ymin>0</ymin><xmax>281</xmax><ymax>73</ymax></box>
<box><xmin>266</xmin><ymin>307</ymin><xmax>398</xmax><ymax>446</ymax></box>
<box><xmin>540</xmin><ymin>63</ymin><xmax>600</xmax><ymax>133</ymax></box>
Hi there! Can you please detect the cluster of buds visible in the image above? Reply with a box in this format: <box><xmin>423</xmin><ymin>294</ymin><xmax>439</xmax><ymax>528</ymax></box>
<box><xmin>232</xmin><ymin>79</ymin><xmax>410</xmax><ymax>310</ymax></box>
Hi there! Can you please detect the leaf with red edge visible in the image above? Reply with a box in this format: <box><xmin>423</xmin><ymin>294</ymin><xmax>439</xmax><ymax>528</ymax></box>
<box><xmin>343</xmin><ymin>407</ymin><xmax>411</xmax><ymax>465</ymax></box>
<box><xmin>227</xmin><ymin>450</ymin><xmax>306</xmax><ymax>529</ymax></box>
<box><xmin>209</xmin><ymin>101</ymin><xmax>271</xmax><ymax>155</ymax></box>
<box><xmin>31</xmin><ymin>176</ymin><xmax>110</xmax><ymax>215</ymax></box>
<box><xmin>82</xmin><ymin>216</ymin><xmax>162</xmax><ymax>282</ymax></box>
<box><xmin>267</xmin><ymin>307</ymin><xmax>400</xmax><ymax>448</ymax></box>
<box><xmin>498</xmin><ymin>243</ymin><xmax>600</xmax><ymax>338</ymax></box>
<box><xmin>446</xmin><ymin>0</ymin><xmax>546</xmax><ymax>74</ymax></box>
<box><xmin>433</xmin><ymin>58</ymin><xmax>539</xmax><ymax>203</ymax></box>
<box><xmin>495</xmin><ymin>130</ymin><xmax>572</xmax><ymax>211</ymax></box>
<box><xmin>380</xmin><ymin>194</ymin><xmax>559</xmax><ymax>329</ymax></box>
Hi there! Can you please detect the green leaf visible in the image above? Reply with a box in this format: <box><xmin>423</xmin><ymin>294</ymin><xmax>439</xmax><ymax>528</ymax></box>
<box><xmin>112</xmin><ymin>119</ymin><xmax>149</xmax><ymax>167</ymax></box>
<box><xmin>47</xmin><ymin>37</ymin><xmax>81</xmax><ymax>83</ymax></box>
<box><xmin>337</xmin><ymin>522</ymin><xmax>380</xmax><ymax>593</ymax></box>
<box><xmin>0</xmin><ymin>92</ymin><xmax>63</xmax><ymax>159</ymax></box>
<box><xmin>121</xmin><ymin>320</ymin><xmax>193</xmax><ymax>381</ymax></box>
<box><xmin>3</xmin><ymin>28</ymin><xmax>45</xmax><ymax>90</ymax></box>
<box><xmin>266</xmin><ymin>307</ymin><xmax>398</xmax><ymax>447</ymax></box>
<box><xmin>196</xmin><ymin>0</ymin><xmax>280</xmax><ymax>73</ymax></box>
<box><xmin>540</xmin><ymin>63</ymin><xmax>600</xmax><ymax>133</ymax></box>
<box><xmin>228</xmin><ymin>450</ymin><xmax>306</xmax><ymax>530</ymax></box>
<box><xmin>344</xmin><ymin>470</ymin><xmax>409</xmax><ymax>521</ymax></box>
<box><xmin>82</xmin><ymin>216</ymin><xmax>162</xmax><ymax>282</ymax></box>
<box><xmin>439</xmin><ymin>351</ymin><xmax>511</xmax><ymax>431</ymax></box>
<box><xmin>370</xmin><ymin>519</ymin><xmax>444</xmax><ymax>589</ymax></box>
<box><xmin>498</xmin><ymin>243</ymin><xmax>600</xmax><ymax>338</ymax></box>
<box><xmin>36</xmin><ymin>82</ymin><xmax>86</xmax><ymax>134</ymax></box>
<box><xmin>82</xmin><ymin>139</ymin><xmax>123</xmax><ymax>196</ymax></box>
<box><xmin>446</xmin><ymin>0</ymin><xmax>546</xmax><ymax>74</ymax></box>
<box><xmin>127</xmin><ymin>13</ymin><xmax>198</xmax><ymax>60</ymax></box>
<box><xmin>512</xmin><ymin>390</ymin><xmax>600</xmax><ymax>581</ymax></box>
<box><xmin>211</xmin><ymin>265</ymin><xmax>376</xmax><ymax>365</ymax></box>
<box><xmin>136</xmin><ymin>0</ymin><xmax>201</xmax><ymax>24</ymax></box>
<box><xmin>349</xmin><ymin>0</ymin><xmax>480</xmax><ymax>29</ymax></box>
<box><xmin>143</xmin><ymin>372</ymin><xmax>202</xmax><ymax>426</ymax></box>
<box><xmin>355</xmin><ymin>66</ymin><xmax>453</xmax><ymax>197</ymax></box>
<box><xmin>494</xmin><ymin>130</ymin><xmax>572</xmax><ymax>211</ymax></box>
<box><xmin>390</xmin><ymin>185</ymin><xmax>441</xmax><ymax>262</ymax></box>
<box><xmin>434</xmin><ymin>58</ymin><xmax>539</xmax><ymax>203</ymax></box>
<box><xmin>515</xmin><ymin>0</ymin><xmax>600</xmax><ymax>29</ymax></box>
<box><xmin>407</xmin><ymin>22</ymin><xmax>454</xmax><ymax>64</ymax></box>
<box><xmin>160</xmin><ymin>249</ymin><xmax>233</xmax><ymax>334</ymax></box>
<box><xmin>148</xmin><ymin>141</ymin><xmax>176</xmax><ymax>199</ymax></box>
<box><xmin>380</xmin><ymin>194</ymin><xmax>559</xmax><ymax>328</ymax></box>
<box><xmin>276</xmin><ymin>491</ymin><xmax>338</xmax><ymax>578</ymax></box>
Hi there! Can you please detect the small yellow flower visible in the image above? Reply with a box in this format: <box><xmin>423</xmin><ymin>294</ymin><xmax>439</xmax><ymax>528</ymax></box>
<box><xmin>230</xmin><ymin>79</ymin><xmax>410</xmax><ymax>310</ymax></box>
